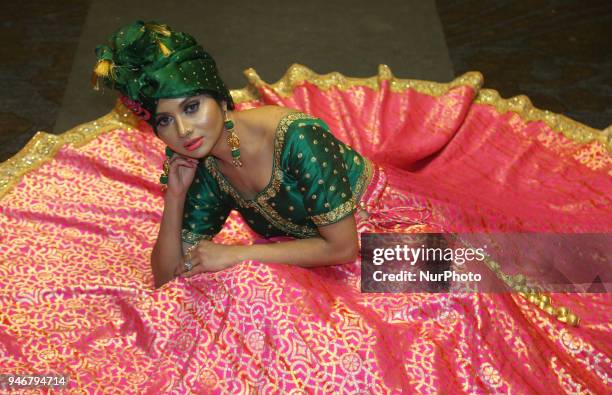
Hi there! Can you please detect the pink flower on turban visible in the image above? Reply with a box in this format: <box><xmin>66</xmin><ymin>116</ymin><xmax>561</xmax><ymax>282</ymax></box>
<box><xmin>120</xmin><ymin>95</ymin><xmax>152</xmax><ymax>121</ymax></box>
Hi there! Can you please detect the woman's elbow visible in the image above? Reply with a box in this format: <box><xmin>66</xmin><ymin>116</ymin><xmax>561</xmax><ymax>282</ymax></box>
<box><xmin>338</xmin><ymin>241</ymin><xmax>359</xmax><ymax>263</ymax></box>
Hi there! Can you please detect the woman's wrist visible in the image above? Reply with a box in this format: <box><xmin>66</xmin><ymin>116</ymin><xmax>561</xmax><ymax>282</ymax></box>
<box><xmin>164</xmin><ymin>190</ymin><xmax>187</xmax><ymax>204</ymax></box>
<box><xmin>231</xmin><ymin>245</ymin><xmax>248</xmax><ymax>266</ymax></box>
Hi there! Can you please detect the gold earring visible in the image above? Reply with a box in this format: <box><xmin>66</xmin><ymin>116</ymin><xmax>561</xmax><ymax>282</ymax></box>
<box><xmin>224</xmin><ymin>111</ymin><xmax>242</xmax><ymax>167</ymax></box>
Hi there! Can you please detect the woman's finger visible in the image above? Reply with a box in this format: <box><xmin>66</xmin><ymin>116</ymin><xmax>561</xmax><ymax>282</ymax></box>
<box><xmin>180</xmin><ymin>262</ymin><xmax>203</xmax><ymax>278</ymax></box>
<box><xmin>176</xmin><ymin>250</ymin><xmax>201</xmax><ymax>278</ymax></box>
<box><xmin>169</xmin><ymin>153</ymin><xmax>198</xmax><ymax>165</ymax></box>
<box><xmin>169</xmin><ymin>158</ymin><xmax>196</xmax><ymax>173</ymax></box>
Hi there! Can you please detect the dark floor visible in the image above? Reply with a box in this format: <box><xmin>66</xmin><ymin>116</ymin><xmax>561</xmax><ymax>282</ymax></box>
<box><xmin>437</xmin><ymin>0</ymin><xmax>612</xmax><ymax>130</ymax></box>
<box><xmin>1</xmin><ymin>0</ymin><xmax>610</xmax><ymax>163</ymax></box>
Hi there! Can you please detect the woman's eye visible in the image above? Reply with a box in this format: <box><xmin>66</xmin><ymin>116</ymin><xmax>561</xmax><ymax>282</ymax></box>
<box><xmin>185</xmin><ymin>102</ymin><xmax>199</xmax><ymax>113</ymax></box>
<box><xmin>156</xmin><ymin>116</ymin><xmax>171</xmax><ymax>127</ymax></box>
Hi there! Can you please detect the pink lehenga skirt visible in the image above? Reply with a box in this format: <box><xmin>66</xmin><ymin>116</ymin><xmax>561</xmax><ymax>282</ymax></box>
<box><xmin>0</xmin><ymin>64</ymin><xmax>610</xmax><ymax>394</ymax></box>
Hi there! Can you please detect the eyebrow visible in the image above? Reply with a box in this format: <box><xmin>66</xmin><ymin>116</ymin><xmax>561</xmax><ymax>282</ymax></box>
<box><xmin>155</xmin><ymin>97</ymin><xmax>195</xmax><ymax>118</ymax></box>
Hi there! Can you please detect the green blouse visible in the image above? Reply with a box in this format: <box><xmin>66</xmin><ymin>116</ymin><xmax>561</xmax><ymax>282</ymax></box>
<box><xmin>180</xmin><ymin>111</ymin><xmax>374</xmax><ymax>244</ymax></box>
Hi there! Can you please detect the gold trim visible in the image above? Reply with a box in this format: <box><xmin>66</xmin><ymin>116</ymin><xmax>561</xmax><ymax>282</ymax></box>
<box><xmin>453</xmin><ymin>234</ymin><xmax>581</xmax><ymax>327</ymax></box>
<box><xmin>484</xmin><ymin>254</ymin><xmax>580</xmax><ymax>327</ymax></box>
<box><xmin>0</xmin><ymin>100</ymin><xmax>140</xmax><ymax>200</ymax></box>
<box><xmin>354</xmin><ymin>156</ymin><xmax>374</xmax><ymax>205</ymax></box>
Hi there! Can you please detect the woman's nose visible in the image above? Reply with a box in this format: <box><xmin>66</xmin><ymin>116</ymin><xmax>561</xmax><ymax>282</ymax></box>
<box><xmin>175</xmin><ymin>117</ymin><xmax>193</xmax><ymax>137</ymax></box>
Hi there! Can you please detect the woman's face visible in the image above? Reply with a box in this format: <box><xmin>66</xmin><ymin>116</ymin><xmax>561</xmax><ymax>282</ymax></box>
<box><xmin>154</xmin><ymin>93</ymin><xmax>225</xmax><ymax>159</ymax></box>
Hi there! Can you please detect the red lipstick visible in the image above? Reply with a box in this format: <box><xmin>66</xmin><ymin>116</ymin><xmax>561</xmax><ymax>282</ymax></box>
<box><xmin>184</xmin><ymin>137</ymin><xmax>203</xmax><ymax>151</ymax></box>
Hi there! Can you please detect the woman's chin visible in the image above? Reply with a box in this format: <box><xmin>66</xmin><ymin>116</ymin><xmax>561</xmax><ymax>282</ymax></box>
<box><xmin>182</xmin><ymin>145</ymin><xmax>210</xmax><ymax>159</ymax></box>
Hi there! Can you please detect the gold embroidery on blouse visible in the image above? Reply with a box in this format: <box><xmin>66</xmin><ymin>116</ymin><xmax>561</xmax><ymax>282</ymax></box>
<box><xmin>206</xmin><ymin>111</ymin><xmax>303</xmax><ymax>204</ymax></box>
<box><xmin>354</xmin><ymin>156</ymin><xmax>374</xmax><ymax>203</ymax></box>
<box><xmin>206</xmin><ymin>111</ymin><xmax>321</xmax><ymax>238</ymax></box>
<box><xmin>181</xmin><ymin>229</ymin><xmax>213</xmax><ymax>244</ymax></box>
<box><xmin>311</xmin><ymin>199</ymin><xmax>356</xmax><ymax>225</ymax></box>
<box><xmin>310</xmin><ymin>155</ymin><xmax>374</xmax><ymax>226</ymax></box>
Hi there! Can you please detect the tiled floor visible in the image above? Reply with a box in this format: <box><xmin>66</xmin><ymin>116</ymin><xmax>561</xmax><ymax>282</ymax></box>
<box><xmin>0</xmin><ymin>0</ymin><xmax>609</xmax><ymax>163</ymax></box>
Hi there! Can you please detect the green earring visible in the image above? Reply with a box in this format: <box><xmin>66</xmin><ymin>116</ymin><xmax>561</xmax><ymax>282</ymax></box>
<box><xmin>159</xmin><ymin>147</ymin><xmax>173</xmax><ymax>187</ymax></box>
<box><xmin>224</xmin><ymin>116</ymin><xmax>242</xmax><ymax>167</ymax></box>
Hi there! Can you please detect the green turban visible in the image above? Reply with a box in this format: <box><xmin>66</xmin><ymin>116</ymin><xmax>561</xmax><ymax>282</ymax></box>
<box><xmin>91</xmin><ymin>20</ymin><xmax>235</xmax><ymax>129</ymax></box>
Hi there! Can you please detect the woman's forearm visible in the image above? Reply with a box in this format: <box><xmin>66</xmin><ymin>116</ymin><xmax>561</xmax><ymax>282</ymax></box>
<box><xmin>232</xmin><ymin>237</ymin><xmax>358</xmax><ymax>268</ymax></box>
<box><xmin>151</xmin><ymin>192</ymin><xmax>186</xmax><ymax>288</ymax></box>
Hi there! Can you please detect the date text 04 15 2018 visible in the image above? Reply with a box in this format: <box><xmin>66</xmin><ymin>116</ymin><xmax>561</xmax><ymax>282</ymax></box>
<box><xmin>0</xmin><ymin>374</ymin><xmax>69</xmax><ymax>389</ymax></box>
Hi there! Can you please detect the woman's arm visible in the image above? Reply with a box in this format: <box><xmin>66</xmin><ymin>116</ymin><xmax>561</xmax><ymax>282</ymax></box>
<box><xmin>150</xmin><ymin>192</ymin><xmax>187</xmax><ymax>288</ymax></box>
<box><xmin>176</xmin><ymin>212</ymin><xmax>360</xmax><ymax>278</ymax></box>
<box><xmin>235</xmin><ymin>214</ymin><xmax>359</xmax><ymax>268</ymax></box>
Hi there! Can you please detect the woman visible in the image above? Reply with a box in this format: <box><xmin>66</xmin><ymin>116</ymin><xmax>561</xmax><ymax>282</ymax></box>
<box><xmin>152</xmin><ymin>96</ymin><xmax>365</xmax><ymax>287</ymax></box>
<box><xmin>92</xmin><ymin>21</ymin><xmax>372</xmax><ymax>287</ymax></box>
<box><xmin>0</xmin><ymin>19</ymin><xmax>609</xmax><ymax>393</ymax></box>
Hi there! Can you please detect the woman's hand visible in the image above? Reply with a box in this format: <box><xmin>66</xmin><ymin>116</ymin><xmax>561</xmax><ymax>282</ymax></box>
<box><xmin>174</xmin><ymin>240</ymin><xmax>241</xmax><ymax>278</ymax></box>
<box><xmin>166</xmin><ymin>152</ymin><xmax>199</xmax><ymax>198</ymax></box>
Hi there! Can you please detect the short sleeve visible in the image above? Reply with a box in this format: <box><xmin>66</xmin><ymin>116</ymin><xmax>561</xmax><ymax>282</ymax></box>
<box><xmin>287</xmin><ymin>121</ymin><xmax>355</xmax><ymax>226</ymax></box>
<box><xmin>181</xmin><ymin>172</ymin><xmax>232</xmax><ymax>244</ymax></box>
